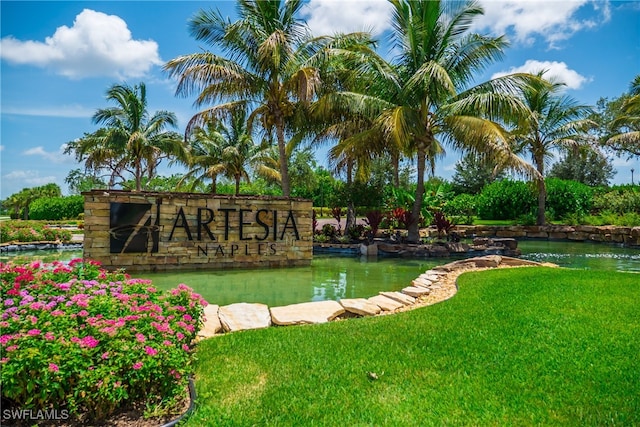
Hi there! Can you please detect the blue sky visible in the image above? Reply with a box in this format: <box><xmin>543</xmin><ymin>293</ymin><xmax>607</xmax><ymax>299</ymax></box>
<box><xmin>1</xmin><ymin>0</ymin><xmax>639</xmax><ymax>198</ymax></box>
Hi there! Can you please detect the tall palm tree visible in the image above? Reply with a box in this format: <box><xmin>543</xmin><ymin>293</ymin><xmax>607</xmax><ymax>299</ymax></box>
<box><xmin>89</xmin><ymin>82</ymin><xmax>185</xmax><ymax>191</ymax></box>
<box><xmin>164</xmin><ymin>0</ymin><xmax>368</xmax><ymax>197</ymax></box>
<box><xmin>606</xmin><ymin>74</ymin><xmax>640</xmax><ymax>159</ymax></box>
<box><xmin>512</xmin><ymin>72</ymin><xmax>595</xmax><ymax>225</ymax></box>
<box><xmin>315</xmin><ymin>0</ymin><xmax>535</xmax><ymax>242</ymax></box>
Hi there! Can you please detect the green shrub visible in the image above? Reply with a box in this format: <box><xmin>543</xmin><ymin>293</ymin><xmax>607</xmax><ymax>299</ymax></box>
<box><xmin>29</xmin><ymin>196</ymin><xmax>84</xmax><ymax>221</ymax></box>
<box><xmin>546</xmin><ymin>178</ymin><xmax>593</xmax><ymax>221</ymax></box>
<box><xmin>477</xmin><ymin>180</ymin><xmax>536</xmax><ymax>220</ymax></box>
<box><xmin>0</xmin><ymin>221</ymin><xmax>72</xmax><ymax>243</ymax></box>
<box><xmin>443</xmin><ymin>194</ymin><xmax>477</xmax><ymax>224</ymax></box>
<box><xmin>592</xmin><ymin>186</ymin><xmax>640</xmax><ymax>215</ymax></box>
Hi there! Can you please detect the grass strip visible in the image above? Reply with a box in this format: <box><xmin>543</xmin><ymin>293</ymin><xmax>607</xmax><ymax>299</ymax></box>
<box><xmin>187</xmin><ymin>268</ymin><xmax>640</xmax><ymax>426</ymax></box>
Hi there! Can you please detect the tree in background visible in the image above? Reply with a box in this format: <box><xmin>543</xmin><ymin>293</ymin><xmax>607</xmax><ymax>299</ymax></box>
<box><xmin>176</xmin><ymin>121</ymin><xmax>225</xmax><ymax>193</ymax></box>
<box><xmin>511</xmin><ymin>71</ymin><xmax>595</xmax><ymax>225</ymax></box>
<box><xmin>65</xmin><ymin>169</ymin><xmax>107</xmax><ymax>194</ymax></box>
<box><xmin>451</xmin><ymin>153</ymin><xmax>506</xmax><ymax>194</ymax></box>
<box><xmin>2</xmin><ymin>184</ymin><xmax>61</xmax><ymax>219</ymax></box>
<box><xmin>180</xmin><ymin>107</ymin><xmax>280</xmax><ymax>195</ymax></box>
<box><xmin>604</xmin><ymin>75</ymin><xmax>640</xmax><ymax>160</ymax></box>
<box><xmin>549</xmin><ymin>148</ymin><xmax>615</xmax><ymax>187</ymax></box>
<box><xmin>66</xmin><ymin>83</ymin><xmax>185</xmax><ymax>191</ymax></box>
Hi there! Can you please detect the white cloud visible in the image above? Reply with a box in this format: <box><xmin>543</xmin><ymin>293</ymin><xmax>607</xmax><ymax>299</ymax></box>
<box><xmin>474</xmin><ymin>0</ymin><xmax>611</xmax><ymax>48</ymax></box>
<box><xmin>2</xmin><ymin>104</ymin><xmax>94</xmax><ymax>118</ymax></box>
<box><xmin>301</xmin><ymin>0</ymin><xmax>394</xmax><ymax>37</ymax></box>
<box><xmin>3</xmin><ymin>170</ymin><xmax>58</xmax><ymax>187</ymax></box>
<box><xmin>492</xmin><ymin>60</ymin><xmax>590</xmax><ymax>90</ymax></box>
<box><xmin>0</xmin><ymin>9</ymin><xmax>162</xmax><ymax>79</ymax></box>
<box><xmin>23</xmin><ymin>144</ymin><xmax>73</xmax><ymax>164</ymax></box>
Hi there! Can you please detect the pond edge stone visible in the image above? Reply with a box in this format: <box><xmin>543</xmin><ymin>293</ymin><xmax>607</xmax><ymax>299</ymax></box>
<box><xmin>197</xmin><ymin>255</ymin><xmax>555</xmax><ymax>338</ymax></box>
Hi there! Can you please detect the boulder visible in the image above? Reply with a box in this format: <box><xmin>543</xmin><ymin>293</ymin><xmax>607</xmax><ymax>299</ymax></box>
<box><xmin>218</xmin><ymin>303</ymin><xmax>272</xmax><ymax>332</ymax></box>
<box><xmin>402</xmin><ymin>286</ymin><xmax>430</xmax><ymax>298</ymax></box>
<box><xmin>368</xmin><ymin>295</ymin><xmax>405</xmax><ymax>311</ymax></box>
<box><xmin>199</xmin><ymin>304</ymin><xmax>222</xmax><ymax>337</ymax></box>
<box><xmin>270</xmin><ymin>300</ymin><xmax>345</xmax><ymax>325</ymax></box>
<box><xmin>339</xmin><ymin>298</ymin><xmax>382</xmax><ymax>316</ymax></box>
<box><xmin>379</xmin><ymin>291</ymin><xmax>415</xmax><ymax>305</ymax></box>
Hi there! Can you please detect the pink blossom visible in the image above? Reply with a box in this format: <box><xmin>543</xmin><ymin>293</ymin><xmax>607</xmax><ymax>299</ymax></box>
<box><xmin>79</xmin><ymin>336</ymin><xmax>99</xmax><ymax>348</ymax></box>
<box><xmin>78</xmin><ymin>310</ymin><xmax>89</xmax><ymax>317</ymax></box>
<box><xmin>182</xmin><ymin>344</ymin><xmax>189</xmax><ymax>352</ymax></box>
<box><xmin>44</xmin><ymin>332</ymin><xmax>55</xmax><ymax>341</ymax></box>
<box><xmin>163</xmin><ymin>340</ymin><xmax>173</xmax><ymax>346</ymax></box>
<box><xmin>132</xmin><ymin>362</ymin><xmax>143</xmax><ymax>370</ymax></box>
<box><xmin>135</xmin><ymin>333</ymin><xmax>146</xmax><ymax>343</ymax></box>
<box><xmin>144</xmin><ymin>346</ymin><xmax>158</xmax><ymax>356</ymax></box>
<box><xmin>101</xmin><ymin>352</ymin><xmax>109</xmax><ymax>359</ymax></box>
<box><xmin>182</xmin><ymin>314</ymin><xmax>193</xmax><ymax>322</ymax></box>
<box><xmin>176</xmin><ymin>332</ymin><xmax>185</xmax><ymax>340</ymax></box>
<box><xmin>51</xmin><ymin>310</ymin><xmax>65</xmax><ymax>317</ymax></box>
<box><xmin>6</xmin><ymin>345</ymin><xmax>18</xmax><ymax>352</ymax></box>
<box><xmin>4</xmin><ymin>299</ymin><xmax>14</xmax><ymax>306</ymax></box>
<box><xmin>48</xmin><ymin>363</ymin><xmax>59</xmax><ymax>372</ymax></box>
<box><xmin>0</xmin><ymin>335</ymin><xmax>13</xmax><ymax>345</ymax></box>
<box><xmin>27</xmin><ymin>329</ymin><xmax>41</xmax><ymax>336</ymax></box>
<box><xmin>29</xmin><ymin>302</ymin><xmax>44</xmax><ymax>310</ymax></box>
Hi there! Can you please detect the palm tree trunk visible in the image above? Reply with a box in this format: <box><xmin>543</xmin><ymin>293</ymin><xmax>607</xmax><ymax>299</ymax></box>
<box><xmin>536</xmin><ymin>178</ymin><xmax>546</xmax><ymax>225</ymax></box>
<box><xmin>235</xmin><ymin>175</ymin><xmax>241</xmax><ymax>195</ymax></box>
<box><xmin>345</xmin><ymin>159</ymin><xmax>356</xmax><ymax>232</ymax></box>
<box><xmin>135</xmin><ymin>159</ymin><xmax>143</xmax><ymax>191</ymax></box>
<box><xmin>534</xmin><ymin>155</ymin><xmax>546</xmax><ymax>225</ymax></box>
<box><xmin>408</xmin><ymin>144</ymin><xmax>426</xmax><ymax>243</ymax></box>
<box><xmin>275</xmin><ymin>116</ymin><xmax>290</xmax><ymax>197</ymax></box>
<box><xmin>211</xmin><ymin>175</ymin><xmax>217</xmax><ymax>194</ymax></box>
<box><xmin>392</xmin><ymin>152</ymin><xmax>400</xmax><ymax>187</ymax></box>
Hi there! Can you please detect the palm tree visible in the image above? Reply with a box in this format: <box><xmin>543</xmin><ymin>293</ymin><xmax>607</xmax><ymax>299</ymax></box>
<box><xmin>606</xmin><ymin>74</ymin><xmax>640</xmax><ymax>159</ymax></box>
<box><xmin>177</xmin><ymin>122</ymin><xmax>226</xmax><ymax>193</ymax></box>
<box><xmin>314</xmin><ymin>0</ymin><xmax>535</xmax><ymax>242</ymax></box>
<box><xmin>511</xmin><ymin>72</ymin><xmax>595</xmax><ymax>225</ymax></box>
<box><xmin>164</xmin><ymin>0</ymin><xmax>368</xmax><ymax>197</ymax></box>
<box><xmin>180</xmin><ymin>107</ymin><xmax>279</xmax><ymax>195</ymax></box>
<box><xmin>88</xmin><ymin>82</ymin><xmax>185</xmax><ymax>191</ymax></box>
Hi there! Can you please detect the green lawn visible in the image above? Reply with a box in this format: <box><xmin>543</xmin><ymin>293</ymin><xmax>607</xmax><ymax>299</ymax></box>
<box><xmin>187</xmin><ymin>268</ymin><xmax>639</xmax><ymax>426</ymax></box>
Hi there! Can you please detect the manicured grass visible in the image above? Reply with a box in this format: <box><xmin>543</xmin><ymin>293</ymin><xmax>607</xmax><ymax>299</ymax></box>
<box><xmin>187</xmin><ymin>268</ymin><xmax>639</xmax><ymax>426</ymax></box>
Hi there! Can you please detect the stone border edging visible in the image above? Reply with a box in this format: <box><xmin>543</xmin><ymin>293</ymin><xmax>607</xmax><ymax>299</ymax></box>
<box><xmin>197</xmin><ymin>255</ymin><xmax>554</xmax><ymax>338</ymax></box>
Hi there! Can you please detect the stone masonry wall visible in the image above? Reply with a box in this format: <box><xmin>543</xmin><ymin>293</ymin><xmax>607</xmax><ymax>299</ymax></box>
<box><xmin>83</xmin><ymin>190</ymin><xmax>312</xmax><ymax>271</ymax></box>
<box><xmin>447</xmin><ymin>225</ymin><xmax>640</xmax><ymax>247</ymax></box>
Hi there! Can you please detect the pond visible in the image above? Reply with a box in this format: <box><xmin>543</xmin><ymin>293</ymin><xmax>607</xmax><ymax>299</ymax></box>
<box><xmin>2</xmin><ymin>240</ymin><xmax>638</xmax><ymax>306</ymax></box>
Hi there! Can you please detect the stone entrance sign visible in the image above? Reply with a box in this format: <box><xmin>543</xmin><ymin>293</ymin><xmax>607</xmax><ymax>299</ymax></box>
<box><xmin>82</xmin><ymin>190</ymin><xmax>312</xmax><ymax>271</ymax></box>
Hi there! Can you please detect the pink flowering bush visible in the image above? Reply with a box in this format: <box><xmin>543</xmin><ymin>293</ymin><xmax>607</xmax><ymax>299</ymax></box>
<box><xmin>0</xmin><ymin>259</ymin><xmax>207</xmax><ymax>421</ymax></box>
<box><xmin>0</xmin><ymin>221</ymin><xmax>72</xmax><ymax>243</ymax></box>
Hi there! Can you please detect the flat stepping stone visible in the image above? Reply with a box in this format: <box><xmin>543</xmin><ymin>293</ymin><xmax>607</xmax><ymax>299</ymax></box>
<box><xmin>402</xmin><ymin>286</ymin><xmax>430</xmax><ymax>298</ymax></box>
<box><xmin>368</xmin><ymin>295</ymin><xmax>405</xmax><ymax>311</ymax></box>
<box><xmin>339</xmin><ymin>298</ymin><xmax>382</xmax><ymax>316</ymax></box>
<box><xmin>270</xmin><ymin>300</ymin><xmax>345</xmax><ymax>325</ymax></box>
<box><xmin>199</xmin><ymin>304</ymin><xmax>222</xmax><ymax>337</ymax></box>
<box><xmin>412</xmin><ymin>277</ymin><xmax>433</xmax><ymax>288</ymax></box>
<box><xmin>499</xmin><ymin>256</ymin><xmax>544</xmax><ymax>267</ymax></box>
<box><xmin>380</xmin><ymin>291</ymin><xmax>415</xmax><ymax>305</ymax></box>
<box><xmin>218</xmin><ymin>303</ymin><xmax>272</xmax><ymax>332</ymax></box>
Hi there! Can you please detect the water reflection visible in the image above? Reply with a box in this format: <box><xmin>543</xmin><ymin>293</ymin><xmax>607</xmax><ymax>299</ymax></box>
<box><xmin>2</xmin><ymin>241</ymin><xmax>638</xmax><ymax>305</ymax></box>
<box><xmin>518</xmin><ymin>241</ymin><xmax>640</xmax><ymax>273</ymax></box>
